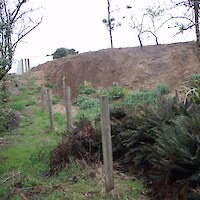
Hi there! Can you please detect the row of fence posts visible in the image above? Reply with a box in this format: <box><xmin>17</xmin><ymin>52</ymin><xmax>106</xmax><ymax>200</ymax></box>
<box><xmin>40</xmin><ymin>77</ymin><xmax>114</xmax><ymax>192</ymax></box>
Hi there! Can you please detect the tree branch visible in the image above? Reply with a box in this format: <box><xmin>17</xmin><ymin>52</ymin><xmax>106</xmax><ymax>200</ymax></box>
<box><xmin>12</xmin><ymin>17</ymin><xmax>43</xmax><ymax>50</ymax></box>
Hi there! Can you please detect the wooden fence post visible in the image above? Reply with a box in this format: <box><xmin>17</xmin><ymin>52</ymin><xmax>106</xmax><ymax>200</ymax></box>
<box><xmin>100</xmin><ymin>96</ymin><xmax>114</xmax><ymax>192</ymax></box>
<box><xmin>47</xmin><ymin>89</ymin><xmax>54</xmax><ymax>130</ymax></box>
<box><xmin>40</xmin><ymin>83</ymin><xmax>45</xmax><ymax>112</ymax></box>
<box><xmin>63</xmin><ymin>76</ymin><xmax>73</xmax><ymax>131</ymax></box>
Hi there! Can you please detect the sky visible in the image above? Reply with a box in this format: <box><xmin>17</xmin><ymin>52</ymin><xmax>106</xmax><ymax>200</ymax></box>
<box><xmin>11</xmin><ymin>0</ymin><xmax>196</xmax><ymax>72</ymax></box>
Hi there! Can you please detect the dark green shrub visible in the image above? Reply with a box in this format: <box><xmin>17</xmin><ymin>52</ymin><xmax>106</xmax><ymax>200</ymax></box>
<box><xmin>52</xmin><ymin>47</ymin><xmax>78</xmax><ymax>59</ymax></box>
<box><xmin>0</xmin><ymin>107</ymin><xmax>20</xmax><ymax>132</ymax></box>
<box><xmin>109</xmin><ymin>86</ymin><xmax>126</xmax><ymax>100</ymax></box>
<box><xmin>52</xmin><ymin>95</ymin><xmax>60</xmax><ymax>105</ymax></box>
<box><xmin>0</xmin><ymin>80</ymin><xmax>9</xmax><ymax>104</ymax></box>
<box><xmin>146</xmin><ymin>113</ymin><xmax>200</xmax><ymax>199</ymax></box>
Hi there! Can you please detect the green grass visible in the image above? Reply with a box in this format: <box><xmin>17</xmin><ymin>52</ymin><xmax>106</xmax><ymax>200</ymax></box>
<box><xmin>123</xmin><ymin>84</ymin><xmax>170</xmax><ymax>107</ymax></box>
<box><xmin>74</xmin><ymin>107</ymin><xmax>100</xmax><ymax>123</ymax></box>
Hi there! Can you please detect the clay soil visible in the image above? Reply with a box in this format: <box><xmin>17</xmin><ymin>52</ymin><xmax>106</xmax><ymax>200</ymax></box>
<box><xmin>31</xmin><ymin>41</ymin><xmax>200</xmax><ymax>99</ymax></box>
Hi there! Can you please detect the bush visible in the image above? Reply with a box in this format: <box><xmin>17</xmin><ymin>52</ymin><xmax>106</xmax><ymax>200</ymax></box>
<box><xmin>0</xmin><ymin>107</ymin><xmax>20</xmax><ymax>132</ymax></box>
<box><xmin>52</xmin><ymin>95</ymin><xmax>60</xmax><ymax>105</ymax></box>
<box><xmin>52</xmin><ymin>48</ymin><xmax>78</xmax><ymax>59</ymax></box>
<box><xmin>97</xmin><ymin>89</ymin><xmax>109</xmax><ymax>97</ymax></box>
<box><xmin>77</xmin><ymin>81</ymin><xmax>96</xmax><ymax>95</ymax></box>
<box><xmin>0</xmin><ymin>80</ymin><xmax>9</xmax><ymax>104</ymax></box>
<box><xmin>97</xmin><ymin>86</ymin><xmax>129</xmax><ymax>100</ymax></box>
<box><xmin>155</xmin><ymin>84</ymin><xmax>170</xmax><ymax>95</ymax></box>
<box><xmin>147</xmin><ymin>113</ymin><xmax>200</xmax><ymax>199</ymax></box>
<box><xmin>109</xmin><ymin>86</ymin><xmax>128</xmax><ymax>100</ymax></box>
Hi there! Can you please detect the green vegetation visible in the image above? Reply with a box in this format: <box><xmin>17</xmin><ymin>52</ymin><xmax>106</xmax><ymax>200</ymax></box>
<box><xmin>77</xmin><ymin>81</ymin><xmax>96</xmax><ymax>94</ymax></box>
<box><xmin>52</xmin><ymin>95</ymin><xmax>60</xmax><ymax>105</ymax></box>
<box><xmin>98</xmin><ymin>85</ymin><xmax>129</xmax><ymax>100</ymax></box>
<box><xmin>75</xmin><ymin>96</ymin><xmax>100</xmax><ymax>109</ymax></box>
<box><xmin>72</xmin><ymin>80</ymin><xmax>200</xmax><ymax>199</ymax></box>
<box><xmin>123</xmin><ymin>84</ymin><xmax>170</xmax><ymax>107</ymax></box>
<box><xmin>4</xmin><ymin>76</ymin><xmax>195</xmax><ymax>199</ymax></box>
<box><xmin>0</xmin><ymin>75</ymin><xmax>147</xmax><ymax>200</ymax></box>
<box><xmin>189</xmin><ymin>73</ymin><xmax>200</xmax><ymax>86</ymax></box>
<box><xmin>52</xmin><ymin>47</ymin><xmax>78</xmax><ymax>59</ymax></box>
<box><xmin>0</xmin><ymin>78</ymin><xmax>18</xmax><ymax>132</ymax></box>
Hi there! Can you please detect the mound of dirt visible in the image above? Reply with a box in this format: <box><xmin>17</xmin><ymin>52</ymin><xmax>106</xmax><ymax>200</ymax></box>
<box><xmin>31</xmin><ymin>41</ymin><xmax>200</xmax><ymax>98</ymax></box>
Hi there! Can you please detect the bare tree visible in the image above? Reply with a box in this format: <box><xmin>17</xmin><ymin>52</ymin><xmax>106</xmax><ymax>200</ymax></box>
<box><xmin>169</xmin><ymin>0</ymin><xmax>199</xmax><ymax>46</ymax></box>
<box><xmin>103</xmin><ymin>0</ymin><xmax>113</xmax><ymax>48</ymax></box>
<box><xmin>103</xmin><ymin>0</ymin><xmax>121</xmax><ymax>49</ymax></box>
<box><xmin>127</xmin><ymin>4</ymin><xmax>166</xmax><ymax>47</ymax></box>
<box><xmin>145</xmin><ymin>4</ymin><xmax>166</xmax><ymax>45</ymax></box>
<box><xmin>0</xmin><ymin>0</ymin><xmax>42</xmax><ymax>80</ymax></box>
<box><xmin>128</xmin><ymin>13</ymin><xmax>146</xmax><ymax>48</ymax></box>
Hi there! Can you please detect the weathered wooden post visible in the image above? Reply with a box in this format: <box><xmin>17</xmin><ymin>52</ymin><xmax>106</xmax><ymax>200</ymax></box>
<box><xmin>47</xmin><ymin>89</ymin><xmax>54</xmax><ymax>130</ymax></box>
<box><xmin>40</xmin><ymin>83</ymin><xmax>45</xmax><ymax>112</ymax></box>
<box><xmin>100</xmin><ymin>96</ymin><xmax>114</xmax><ymax>192</ymax></box>
<box><xmin>63</xmin><ymin>76</ymin><xmax>73</xmax><ymax>131</ymax></box>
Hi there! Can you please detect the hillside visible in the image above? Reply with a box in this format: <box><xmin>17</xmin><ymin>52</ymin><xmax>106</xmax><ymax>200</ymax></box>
<box><xmin>1</xmin><ymin>41</ymin><xmax>200</xmax><ymax>200</ymax></box>
<box><xmin>32</xmin><ymin>41</ymin><xmax>200</xmax><ymax>98</ymax></box>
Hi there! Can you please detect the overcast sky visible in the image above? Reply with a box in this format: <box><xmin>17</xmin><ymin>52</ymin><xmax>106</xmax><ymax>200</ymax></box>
<box><xmin>11</xmin><ymin>0</ymin><xmax>196</xmax><ymax>72</ymax></box>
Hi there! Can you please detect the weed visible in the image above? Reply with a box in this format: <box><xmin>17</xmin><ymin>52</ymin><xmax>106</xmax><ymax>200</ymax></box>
<box><xmin>109</xmin><ymin>85</ymin><xmax>126</xmax><ymax>99</ymax></box>
<box><xmin>54</xmin><ymin>112</ymin><xmax>66</xmax><ymax>126</ymax></box>
<box><xmin>75</xmin><ymin>96</ymin><xmax>100</xmax><ymax>109</ymax></box>
<box><xmin>155</xmin><ymin>84</ymin><xmax>170</xmax><ymax>95</ymax></box>
<box><xmin>123</xmin><ymin>85</ymin><xmax>170</xmax><ymax>107</ymax></box>
<box><xmin>74</xmin><ymin>108</ymin><xmax>100</xmax><ymax>123</ymax></box>
<box><xmin>97</xmin><ymin>88</ymin><xmax>109</xmax><ymax>97</ymax></box>
<box><xmin>189</xmin><ymin>73</ymin><xmax>200</xmax><ymax>86</ymax></box>
<box><xmin>52</xmin><ymin>95</ymin><xmax>60</xmax><ymax>105</ymax></box>
<box><xmin>77</xmin><ymin>81</ymin><xmax>96</xmax><ymax>94</ymax></box>
<box><xmin>10</xmin><ymin>101</ymin><xmax>25</xmax><ymax>111</ymax></box>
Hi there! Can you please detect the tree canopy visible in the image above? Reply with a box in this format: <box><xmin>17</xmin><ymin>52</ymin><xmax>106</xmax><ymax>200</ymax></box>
<box><xmin>52</xmin><ymin>48</ymin><xmax>79</xmax><ymax>59</ymax></box>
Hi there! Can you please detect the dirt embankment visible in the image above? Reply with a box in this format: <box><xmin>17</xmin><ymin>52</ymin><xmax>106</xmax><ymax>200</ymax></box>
<box><xmin>31</xmin><ymin>41</ymin><xmax>200</xmax><ymax>98</ymax></box>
